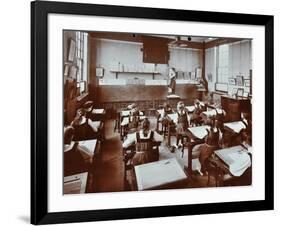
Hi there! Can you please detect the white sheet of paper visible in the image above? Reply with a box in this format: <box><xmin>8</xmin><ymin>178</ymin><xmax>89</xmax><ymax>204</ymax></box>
<box><xmin>215</xmin><ymin>146</ymin><xmax>251</xmax><ymax>176</ymax></box>
<box><xmin>167</xmin><ymin>113</ymin><xmax>178</xmax><ymax>123</ymax></box>
<box><xmin>64</xmin><ymin>142</ymin><xmax>75</xmax><ymax>153</ymax></box>
<box><xmin>202</xmin><ymin>109</ymin><xmax>217</xmax><ymax>117</ymax></box>
<box><xmin>78</xmin><ymin>139</ymin><xmax>98</xmax><ymax>156</ymax></box>
<box><xmin>92</xmin><ymin>108</ymin><xmax>105</xmax><ymax>114</ymax></box>
<box><xmin>64</xmin><ymin>172</ymin><xmax>88</xmax><ymax>194</ymax></box>
<box><xmin>185</xmin><ymin>105</ymin><xmax>195</xmax><ymax>112</ymax></box>
<box><xmin>121</xmin><ymin>110</ymin><xmax>130</xmax><ymax>116</ymax></box>
<box><xmin>157</xmin><ymin>109</ymin><xmax>165</xmax><ymax>118</ymax></box>
<box><xmin>167</xmin><ymin>94</ymin><xmax>180</xmax><ymax>99</ymax></box>
<box><xmin>224</xmin><ymin>121</ymin><xmax>246</xmax><ymax>133</ymax></box>
<box><xmin>188</xmin><ymin>125</ymin><xmax>210</xmax><ymax>139</ymax></box>
<box><xmin>134</xmin><ymin>158</ymin><xmax>187</xmax><ymax>190</ymax></box>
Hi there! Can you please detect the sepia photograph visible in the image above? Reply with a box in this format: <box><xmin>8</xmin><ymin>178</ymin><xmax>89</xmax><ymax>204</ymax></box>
<box><xmin>63</xmin><ymin>30</ymin><xmax>252</xmax><ymax>194</ymax></box>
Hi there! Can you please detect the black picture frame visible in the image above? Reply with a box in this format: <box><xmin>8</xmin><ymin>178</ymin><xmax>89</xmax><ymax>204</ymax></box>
<box><xmin>31</xmin><ymin>1</ymin><xmax>274</xmax><ymax>224</ymax></box>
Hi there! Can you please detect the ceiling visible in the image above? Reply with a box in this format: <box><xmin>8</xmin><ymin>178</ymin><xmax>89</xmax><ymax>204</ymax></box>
<box><xmin>149</xmin><ymin>35</ymin><xmax>216</xmax><ymax>43</ymax></box>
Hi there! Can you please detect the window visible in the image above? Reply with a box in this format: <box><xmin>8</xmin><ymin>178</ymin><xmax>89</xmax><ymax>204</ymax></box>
<box><xmin>75</xmin><ymin>32</ymin><xmax>88</xmax><ymax>92</ymax></box>
<box><xmin>217</xmin><ymin>44</ymin><xmax>229</xmax><ymax>84</ymax></box>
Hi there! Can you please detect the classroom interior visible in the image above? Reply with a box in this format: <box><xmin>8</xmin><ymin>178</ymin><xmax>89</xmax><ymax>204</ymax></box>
<box><xmin>63</xmin><ymin>31</ymin><xmax>252</xmax><ymax>194</ymax></box>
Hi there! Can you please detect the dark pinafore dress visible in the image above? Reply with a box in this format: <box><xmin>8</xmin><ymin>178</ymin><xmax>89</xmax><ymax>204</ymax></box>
<box><xmin>176</xmin><ymin>111</ymin><xmax>189</xmax><ymax>135</ymax></box>
<box><xmin>198</xmin><ymin>128</ymin><xmax>220</xmax><ymax>173</ymax></box>
<box><xmin>132</xmin><ymin>131</ymin><xmax>154</xmax><ymax>165</ymax></box>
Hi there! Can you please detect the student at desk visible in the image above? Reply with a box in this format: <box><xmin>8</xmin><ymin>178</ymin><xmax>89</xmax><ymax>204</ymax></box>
<box><xmin>224</xmin><ymin>111</ymin><xmax>252</xmax><ymax>147</ymax></box>
<box><xmin>123</xmin><ymin>118</ymin><xmax>163</xmax><ymax>165</ymax></box>
<box><xmin>174</xmin><ymin>101</ymin><xmax>190</xmax><ymax>149</ymax></box>
<box><xmin>205</xmin><ymin>92</ymin><xmax>214</xmax><ymax>105</ymax></box>
<box><xmin>160</xmin><ymin>102</ymin><xmax>174</xmax><ymax>130</ymax></box>
<box><xmin>240</xmin><ymin>112</ymin><xmax>252</xmax><ymax>146</ymax></box>
<box><xmin>70</xmin><ymin>108</ymin><xmax>100</xmax><ymax>140</ymax></box>
<box><xmin>192</xmin><ymin>100</ymin><xmax>204</xmax><ymax>126</ymax></box>
<box><xmin>192</xmin><ymin>119</ymin><xmax>221</xmax><ymax>174</ymax></box>
<box><xmin>121</xmin><ymin>103</ymin><xmax>143</xmax><ymax>136</ymax></box>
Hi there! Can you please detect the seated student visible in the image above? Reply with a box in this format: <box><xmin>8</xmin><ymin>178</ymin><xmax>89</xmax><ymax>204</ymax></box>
<box><xmin>159</xmin><ymin>102</ymin><xmax>174</xmax><ymax>131</ymax></box>
<box><xmin>121</xmin><ymin>103</ymin><xmax>142</xmax><ymax>137</ymax></box>
<box><xmin>192</xmin><ymin>99</ymin><xmax>204</xmax><ymax>126</ymax></box>
<box><xmin>240</xmin><ymin>111</ymin><xmax>252</xmax><ymax>146</ymax></box>
<box><xmin>64</xmin><ymin>133</ymin><xmax>93</xmax><ymax>176</ymax></box>
<box><xmin>214</xmin><ymin>108</ymin><xmax>226</xmax><ymax>138</ymax></box>
<box><xmin>127</xmin><ymin>103</ymin><xmax>137</xmax><ymax>111</ymax></box>
<box><xmin>64</xmin><ymin>126</ymin><xmax>75</xmax><ymax>145</ymax></box>
<box><xmin>193</xmin><ymin>119</ymin><xmax>220</xmax><ymax>174</ymax></box>
<box><xmin>70</xmin><ymin>108</ymin><xmax>100</xmax><ymax>140</ymax></box>
<box><xmin>224</xmin><ymin>111</ymin><xmax>252</xmax><ymax>147</ymax></box>
<box><xmin>123</xmin><ymin>118</ymin><xmax>163</xmax><ymax>165</ymax></box>
<box><xmin>163</xmin><ymin>102</ymin><xmax>174</xmax><ymax>115</ymax></box>
<box><xmin>174</xmin><ymin>101</ymin><xmax>190</xmax><ymax>149</ymax></box>
<box><xmin>82</xmin><ymin>101</ymin><xmax>94</xmax><ymax>119</ymax></box>
<box><xmin>205</xmin><ymin>92</ymin><xmax>214</xmax><ymax>105</ymax></box>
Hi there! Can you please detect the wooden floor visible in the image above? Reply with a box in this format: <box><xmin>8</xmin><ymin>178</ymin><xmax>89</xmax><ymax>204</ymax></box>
<box><xmin>87</xmin><ymin>117</ymin><xmax>252</xmax><ymax>193</ymax></box>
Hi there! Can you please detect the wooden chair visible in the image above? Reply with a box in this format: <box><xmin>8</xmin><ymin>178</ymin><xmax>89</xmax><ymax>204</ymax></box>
<box><xmin>205</xmin><ymin>157</ymin><xmax>234</xmax><ymax>187</ymax></box>
<box><xmin>123</xmin><ymin>145</ymin><xmax>136</xmax><ymax>191</ymax></box>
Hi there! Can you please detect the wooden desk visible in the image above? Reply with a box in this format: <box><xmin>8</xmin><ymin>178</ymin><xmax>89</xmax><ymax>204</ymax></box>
<box><xmin>120</xmin><ymin>111</ymin><xmax>145</xmax><ymax>139</ymax></box>
<box><xmin>184</xmin><ymin>125</ymin><xmax>210</xmax><ymax>174</ymax></box>
<box><xmin>166</xmin><ymin>113</ymin><xmax>178</xmax><ymax>147</ymax></box>
<box><xmin>156</xmin><ymin>109</ymin><xmax>164</xmax><ymax>131</ymax></box>
<box><xmin>200</xmin><ymin>108</ymin><xmax>225</xmax><ymax>122</ymax></box>
<box><xmin>224</xmin><ymin>121</ymin><xmax>246</xmax><ymax>134</ymax></box>
<box><xmin>78</xmin><ymin>139</ymin><xmax>101</xmax><ymax>164</ymax></box>
<box><xmin>64</xmin><ymin>172</ymin><xmax>88</xmax><ymax>194</ymax></box>
<box><xmin>221</xmin><ymin>95</ymin><xmax>251</xmax><ymax>122</ymax></box>
<box><xmin>64</xmin><ymin>140</ymin><xmax>100</xmax><ymax>174</ymax></box>
<box><xmin>215</xmin><ymin>145</ymin><xmax>251</xmax><ymax>177</ymax></box>
<box><xmin>167</xmin><ymin>94</ymin><xmax>180</xmax><ymax>109</ymax></box>
<box><xmin>185</xmin><ymin>105</ymin><xmax>195</xmax><ymax>113</ymax></box>
<box><xmin>90</xmin><ymin>108</ymin><xmax>106</xmax><ymax>121</ymax></box>
<box><xmin>187</xmin><ymin>125</ymin><xmax>210</xmax><ymax>140</ymax></box>
<box><xmin>135</xmin><ymin>158</ymin><xmax>188</xmax><ymax>190</ymax></box>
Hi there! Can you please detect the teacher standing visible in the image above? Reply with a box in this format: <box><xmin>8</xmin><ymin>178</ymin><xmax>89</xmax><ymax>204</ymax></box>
<box><xmin>168</xmin><ymin>67</ymin><xmax>176</xmax><ymax>94</ymax></box>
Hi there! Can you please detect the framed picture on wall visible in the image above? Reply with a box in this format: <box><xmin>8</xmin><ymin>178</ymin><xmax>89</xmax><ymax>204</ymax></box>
<box><xmin>237</xmin><ymin>88</ymin><xmax>244</xmax><ymax>97</ymax></box>
<box><xmin>96</xmin><ymin>67</ymin><xmax>104</xmax><ymax>78</ymax></box>
<box><xmin>31</xmin><ymin>1</ymin><xmax>274</xmax><ymax>224</ymax></box>
<box><xmin>232</xmin><ymin>87</ymin><xmax>238</xmax><ymax>96</ymax></box>
<box><xmin>244</xmin><ymin>79</ymin><xmax>251</xmax><ymax>87</ymax></box>
<box><xmin>228</xmin><ymin>78</ymin><xmax>236</xmax><ymax>85</ymax></box>
<box><xmin>236</xmin><ymin>75</ymin><xmax>244</xmax><ymax>86</ymax></box>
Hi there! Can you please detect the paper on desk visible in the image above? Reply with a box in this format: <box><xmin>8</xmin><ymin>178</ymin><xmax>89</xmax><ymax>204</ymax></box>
<box><xmin>64</xmin><ymin>142</ymin><xmax>75</xmax><ymax>152</ymax></box>
<box><xmin>121</xmin><ymin>117</ymin><xmax>129</xmax><ymax>126</ymax></box>
<box><xmin>224</xmin><ymin>121</ymin><xmax>246</xmax><ymax>133</ymax></box>
<box><xmin>167</xmin><ymin>113</ymin><xmax>178</xmax><ymax>123</ymax></box>
<box><xmin>121</xmin><ymin>110</ymin><xmax>130</xmax><ymax>116</ymax></box>
<box><xmin>185</xmin><ymin>105</ymin><xmax>195</xmax><ymax>112</ymax></box>
<box><xmin>121</xmin><ymin>116</ymin><xmax>146</xmax><ymax>126</ymax></box>
<box><xmin>202</xmin><ymin>109</ymin><xmax>217</xmax><ymax>117</ymax></box>
<box><xmin>188</xmin><ymin>125</ymin><xmax>210</xmax><ymax>139</ymax></box>
<box><xmin>215</xmin><ymin>146</ymin><xmax>251</xmax><ymax>176</ymax></box>
<box><xmin>167</xmin><ymin>94</ymin><xmax>180</xmax><ymax>99</ymax></box>
<box><xmin>135</xmin><ymin>158</ymin><xmax>187</xmax><ymax>190</ymax></box>
<box><xmin>157</xmin><ymin>109</ymin><xmax>165</xmax><ymax>118</ymax></box>
<box><xmin>92</xmin><ymin>108</ymin><xmax>105</xmax><ymax>114</ymax></box>
<box><xmin>64</xmin><ymin>179</ymin><xmax>82</xmax><ymax>194</ymax></box>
